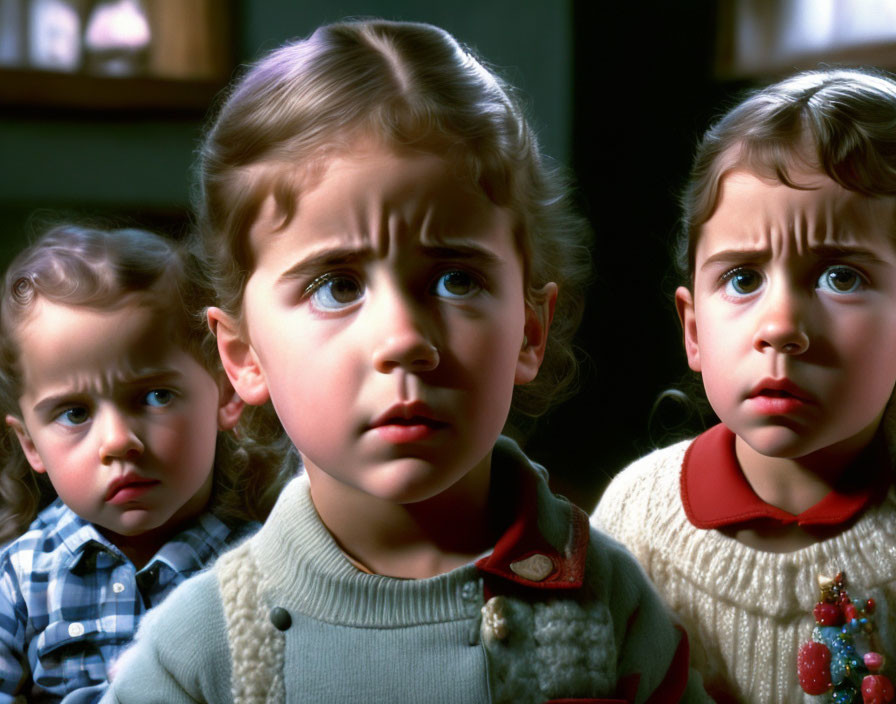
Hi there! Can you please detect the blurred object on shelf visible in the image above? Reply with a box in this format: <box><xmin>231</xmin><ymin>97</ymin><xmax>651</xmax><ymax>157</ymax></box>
<box><xmin>28</xmin><ymin>0</ymin><xmax>83</xmax><ymax>72</ymax></box>
<box><xmin>83</xmin><ymin>0</ymin><xmax>150</xmax><ymax>76</ymax></box>
<box><xmin>0</xmin><ymin>0</ymin><xmax>231</xmax><ymax>111</ymax></box>
<box><xmin>0</xmin><ymin>0</ymin><xmax>229</xmax><ymax>79</ymax></box>
<box><xmin>717</xmin><ymin>0</ymin><xmax>896</xmax><ymax>79</ymax></box>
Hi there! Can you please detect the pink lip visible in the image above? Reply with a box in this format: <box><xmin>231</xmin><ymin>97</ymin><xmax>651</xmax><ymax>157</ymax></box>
<box><xmin>105</xmin><ymin>474</ymin><xmax>159</xmax><ymax>504</ymax></box>
<box><xmin>369</xmin><ymin>402</ymin><xmax>447</xmax><ymax>443</ymax></box>
<box><xmin>746</xmin><ymin>378</ymin><xmax>815</xmax><ymax>414</ymax></box>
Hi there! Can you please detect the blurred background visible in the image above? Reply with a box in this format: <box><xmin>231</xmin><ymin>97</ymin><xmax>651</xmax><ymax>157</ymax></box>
<box><xmin>2</xmin><ymin>0</ymin><xmax>895</xmax><ymax>511</ymax></box>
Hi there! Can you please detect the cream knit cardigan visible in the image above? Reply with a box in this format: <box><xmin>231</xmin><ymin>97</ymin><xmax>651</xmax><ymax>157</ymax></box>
<box><xmin>592</xmin><ymin>439</ymin><xmax>896</xmax><ymax>703</ymax></box>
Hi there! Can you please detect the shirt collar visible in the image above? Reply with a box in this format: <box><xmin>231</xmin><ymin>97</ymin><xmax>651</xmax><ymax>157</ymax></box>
<box><xmin>475</xmin><ymin>437</ymin><xmax>588</xmax><ymax>596</ymax></box>
<box><xmin>50</xmin><ymin>499</ymin><xmax>253</xmax><ymax>574</ymax></box>
<box><xmin>681</xmin><ymin>423</ymin><xmax>890</xmax><ymax>529</ymax></box>
<box><xmin>147</xmin><ymin>511</ymin><xmax>248</xmax><ymax>576</ymax></box>
<box><xmin>49</xmin><ymin>501</ymin><xmax>112</xmax><ymax>564</ymax></box>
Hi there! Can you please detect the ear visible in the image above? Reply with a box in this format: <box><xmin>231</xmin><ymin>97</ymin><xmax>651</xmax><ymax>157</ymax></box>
<box><xmin>207</xmin><ymin>307</ymin><xmax>271</xmax><ymax>407</ymax></box>
<box><xmin>6</xmin><ymin>415</ymin><xmax>46</xmax><ymax>473</ymax></box>
<box><xmin>675</xmin><ymin>285</ymin><xmax>702</xmax><ymax>372</ymax></box>
<box><xmin>515</xmin><ymin>282</ymin><xmax>558</xmax><ymax>385</ymax></box>
<box><xmin>215</xmin><ymin>375</ymin><xmax>245</xmax><ymax>432</ymax></box>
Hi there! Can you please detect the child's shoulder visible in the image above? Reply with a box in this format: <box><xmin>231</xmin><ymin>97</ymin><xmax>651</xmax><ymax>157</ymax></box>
<box><xmin>602</xmin><ymin>438</ymin><xmax>693</xmax><ymax>503</ymax></box>
<box><xmin>1</xmin><ymin>499</ymin><xmax>85</xmax><ymax>565</ymax></box>
<box><xmin>590</xmin><ymin>437</ymin><xmax>694</xmax><ymax>543</ymax></box>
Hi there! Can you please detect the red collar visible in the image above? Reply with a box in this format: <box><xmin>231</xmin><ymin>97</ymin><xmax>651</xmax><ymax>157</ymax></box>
<box><xmin>475</xmin><ymin>446</ymin><xmax>589</xmax><ymax>597</ymax></box>
<box><xmin>681</xmin><ymin>424</ymin><xmax>890</xmax><ymax>530</ymax></box>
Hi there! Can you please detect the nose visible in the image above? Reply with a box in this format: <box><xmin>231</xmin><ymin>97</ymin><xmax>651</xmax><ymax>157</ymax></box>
<box><xmin>752</xmin><ymin>283</ymin><xmax>810</xmax><ymax>355</ymax></box>
<box><xmin>98</xmin><ymin>409</ymin><xmax>144</xmax><ymax>464</ymax></box>
<box><xmin>371</xmin><ymin>288</ymin><xmax>439</xmax><ymax>374</ymax></box>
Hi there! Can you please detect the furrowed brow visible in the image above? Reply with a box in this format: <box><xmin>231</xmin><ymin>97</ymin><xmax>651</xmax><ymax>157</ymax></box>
<box><xmin>699</xmin><ymin>248</ymin><xmax>770</xmax><ymax>271</ymax></box>
<box><xmin>419</xmin><ymin>243</ymin><xmax>503</xmax><ymax>267</ymax></box>
<box><xmin>808</xmin><ymin>244</ymin><xmax>886</xmax><ymax>264</ymax></box>
<box><xmin>31</xmin><ymin>370</ymin><xmax>186</xmax><ymax>415</ymax></box>
<box><xmin>275</xmin><ymin>248</ymin><xmax>372</xmax><ymax>284</ymax></box>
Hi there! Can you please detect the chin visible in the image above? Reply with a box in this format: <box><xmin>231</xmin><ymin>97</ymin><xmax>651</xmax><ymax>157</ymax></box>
<box><xmin>736</xmin><ymin>423</ymin><xmax>818</xmax><ymax>459</ymax></box>
<box><xmin>365</xmin><ymin>459</ymin><xmax>472</xmax><ymax>505</ymax></box>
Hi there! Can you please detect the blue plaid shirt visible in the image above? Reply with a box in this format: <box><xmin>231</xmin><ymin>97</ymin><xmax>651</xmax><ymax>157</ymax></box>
<box><xmin>0</xmin><ymin>499</ymin><xmax>257</xmax><ymax>703</ymax></box>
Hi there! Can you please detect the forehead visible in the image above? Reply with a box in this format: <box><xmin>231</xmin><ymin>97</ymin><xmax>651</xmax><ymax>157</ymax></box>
<box><xmin>17</xmin><ymin>298</ymin><xmax>189</xmax><ymax>391</ymax></box>
<box><xmin>698</xmin><ymin>169</ymin><xmax>896</xmax><ymax>257</ymax></box>
<box><xmin>246</xmin><ymin>141</ymin><xmax>517</xmax><ymax>264</ymax></box>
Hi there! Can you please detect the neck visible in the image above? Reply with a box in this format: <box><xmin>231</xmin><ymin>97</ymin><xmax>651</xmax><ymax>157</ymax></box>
<box><xmin>306</xmin><ymin>455</ymin><xmax>500</xmax><ymax>579</ymax></box>
<box><xmin>734</xmin><ymin>425</ymin><xmax>879</xmax><ymax>515</ymax></box>
<box><xmin>99</xmin><ymin>524</ymin><xmax>175</xmax><ymax>570</ymax></box>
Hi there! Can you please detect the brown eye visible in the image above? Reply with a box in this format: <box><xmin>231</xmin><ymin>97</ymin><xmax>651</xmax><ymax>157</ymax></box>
<box><xmin>307</xmin><ymin>275</ymin><xmax>364</xmax><ymax>310</ymax></box>
<box><xmin>725</xmin><ymin>268</ymin><xmax>762</xmax><ymax>295</ymax></box>
<box><xmin>819</xmin><ymin>266</ymin><xmax>862</xmax><ymax>294</ymax></box>
<box><xmin>58</xmin><ymin>407</ymin><xmax>90</xmax><ymax>426</ymax></box>
<box><xmin>433</xmin><ymin>270</ymin><xmax>480</xmax><ymax>298</ymax></box>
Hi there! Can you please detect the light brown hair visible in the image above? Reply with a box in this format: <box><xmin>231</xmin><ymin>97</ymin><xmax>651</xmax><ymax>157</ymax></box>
<box><xmin>678</xmin><ymin>67</ymin><xmax>896</xmax><ymax>282</ymax></box>
<box><xmin>0</xmin><ymin>224</ymin><xmax>293</xmax><ymax>544</ymax></box>
<box><xmin>195</xmin><ymin>19</ymin><xmax>591</xmax><ymax>418</ymax></box>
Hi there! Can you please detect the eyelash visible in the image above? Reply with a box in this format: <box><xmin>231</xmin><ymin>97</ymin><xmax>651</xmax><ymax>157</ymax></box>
<box><xmin>717</xmin><ymin>264</ymin><xmax>869</xmax><ymax>297</ymax></box>
<box><xmin>301</xmin><ymin>268</ymin><xmax>487</xmax><ymax>302</ymax></box>
<box><xmin>49</xmin><ymin>388</ymin><xmax>178</xmax><ymax>426</ymax></box>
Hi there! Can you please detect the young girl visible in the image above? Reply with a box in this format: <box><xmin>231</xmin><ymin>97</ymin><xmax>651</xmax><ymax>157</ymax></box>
<box><xmin>106</xmin><ymin>19</ymin><xmax>710</xmax><ymax>704</ymax></box>
<box><xmin>593</xmin><ymin>68</ymin><xmax>896</xmax><ymax>703</ymax></box>
<box><xmin>0</xmin><ymin>225</ymin><xmax>293</xmax><ymax>702</ymax></box>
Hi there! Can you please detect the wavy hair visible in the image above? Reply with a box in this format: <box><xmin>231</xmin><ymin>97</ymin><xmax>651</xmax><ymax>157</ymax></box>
<box><xmin>195</xmin><ymin>19</ymin><xmax>591</xmax><ymax>418</ymax></box>
<box><xmin>0</xmin><ymin>224</ymin><xmax>293</xmax><ymax>545</ymax></box>
<box><xmin>677</xmin><ymin>67</ymin><xmax>896</xmax><ymax>282</ymax></box>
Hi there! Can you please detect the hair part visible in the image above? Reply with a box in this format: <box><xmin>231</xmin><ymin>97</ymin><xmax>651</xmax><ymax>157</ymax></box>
<box><xmin>677</xmin><ymin>67</ymin><xmax>896</xmax><ymax>282</ymax></box>
<box><xmin>195</xmin><ymin>19</ymin><xmax>591</xmax><ymax>419</ymax></box>
<box><xmin>0</xmin><ymin>224</ymin><xmax>294</xmax><ymax>545</ymax></box>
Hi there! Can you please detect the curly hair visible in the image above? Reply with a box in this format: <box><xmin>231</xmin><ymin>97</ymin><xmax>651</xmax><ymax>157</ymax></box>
<box><xmin>677</xmin><ymin>67</ymin><xmax>896</xmax><ymax>283</ymax></box>
<box><xmin>194</xmin><ymin>19</ymin><xmax>591</xmax><ymax>418</ymax></box>
<box><xmin>0</xmin><ymin>224</ymin><xmax>294</xmax><ymax>545</ymax></box>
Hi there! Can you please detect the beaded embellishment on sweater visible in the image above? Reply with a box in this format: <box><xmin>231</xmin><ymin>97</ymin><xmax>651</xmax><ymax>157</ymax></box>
<box><xmin>797</xmin><ymin>572</ymin><xmax>894</xmax><ymax>704</ymax></box>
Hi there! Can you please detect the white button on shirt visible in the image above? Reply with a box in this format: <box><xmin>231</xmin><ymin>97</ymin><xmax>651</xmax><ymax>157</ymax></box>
<box><xmin>68</xmin><ymin>622</ymin><xmax>85</xmax><ymax>638</ymax></box>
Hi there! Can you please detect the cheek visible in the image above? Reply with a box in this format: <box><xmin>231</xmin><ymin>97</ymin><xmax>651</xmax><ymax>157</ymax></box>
<box><xmin>841</xmin><ymin>333</ymin><xmax>896</xmax><ymax>399</ymax></box>
<box><xmin>152</xmin><ymin>408</ymin><xmax>219</xmax><ymax>476</ymax></box>
<box><xmin>262</xmin><ymin>340</ymin><xmax>356</xmax><ymax>438</ymax></box>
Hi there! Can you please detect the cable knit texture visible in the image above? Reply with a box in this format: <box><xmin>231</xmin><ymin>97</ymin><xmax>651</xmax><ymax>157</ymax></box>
<box><xmin>593</xmin><ymin>439</ymin><xmax>896</xmax><ymax>703</ymax></box>
<box><xmin>218</xmin><ymin>543</ymin><xmax>285</xmax><ymax>703</ymax></box>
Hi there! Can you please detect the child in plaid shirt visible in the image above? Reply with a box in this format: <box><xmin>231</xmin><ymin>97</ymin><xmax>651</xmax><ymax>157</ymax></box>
<box><xmin>0</xmin><ymin>225</ymin><xmax>294</xmax><ymax>702</ymax></box>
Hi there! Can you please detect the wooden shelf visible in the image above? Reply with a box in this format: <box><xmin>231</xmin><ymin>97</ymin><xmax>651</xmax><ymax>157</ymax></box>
<box><xmin>0</xmin><ymin>68</ymin><xmax>224</xmax><ymax>114</ymax></box>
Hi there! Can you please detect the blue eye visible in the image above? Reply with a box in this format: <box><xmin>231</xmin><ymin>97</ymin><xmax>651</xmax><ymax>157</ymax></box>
<box><xmin>722</xmin><ymin>268</ymin><xmax>762</xmax><ymax>296</ymax></box>
<box><xmin>144</xmin><ymin>389</ymin><xmax>175</xmax><ymax>408</ymax></box>
<box><xmin>307</xmin><ymin>275</ymin><xmax>364</xmax><ymax>310</ymax></box>
<box><xmin>56</xmin><ymin>406</ymin><xmax>89</xmax><ymax>427</ymax></box>
<box><xmin>817</xmin><ymin>265</ymin><xmax>863</xmax><ymax>294</ymax></box>
<box><xmin>432</xmin><ymin>270</ymin><xmax>481</xmax><ymax>299</ymax></box>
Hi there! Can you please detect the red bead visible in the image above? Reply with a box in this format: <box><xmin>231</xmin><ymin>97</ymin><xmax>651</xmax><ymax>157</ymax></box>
<box><xmin>814</xmin><ymin>602</ymin><xmax>843</xmax><ymax>626</ymax></box>
<box><xmin>845</xmin><ymin>603</ymin><xmax>859</xmax><ymax>621</ymax></box>
<box><xmin>862</xmin><ymin>674</ymin><xmax>895</xmax><ymax>704</ymax></box>
<box><xmin>867</xmin><ymin>598</ymin><xmax>877</xmax><ymax>614</ymax></box>
<box><xmin>798</xmin><ymin>641</ymin><xmax>833</xmax><ymax>696</ymax></box>
<box><xmin>865</xmin><ymin>652</ymin><xmax>886</xmax><ymax>673</ymax></box>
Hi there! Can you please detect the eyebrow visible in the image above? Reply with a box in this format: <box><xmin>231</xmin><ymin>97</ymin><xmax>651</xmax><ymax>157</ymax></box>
<box><xmin>276</xmin><ymin>248</ymin><xmax>370</xmax><ymax>284</ymax></box>
<box><xmin>275</xmin><ymin>241</ymin><xmax>504</xmax><ymax>285</ymax></box>
<box><xmin>419</xmin><ymin>243</ymin><xmax>503</xmax><ymax>266</ymax></box>
<box><xmin>699</xmin><ymin>244</ymin><xmax>887</xmax><ymax>271</ymax></box>
<box><xmin>31</xmin><ymin>369</ymin><xmax>187</xmax><ymax>415</ymax></box>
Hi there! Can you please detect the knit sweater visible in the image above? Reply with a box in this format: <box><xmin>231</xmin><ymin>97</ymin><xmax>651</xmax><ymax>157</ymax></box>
<box><xmin>592</xmin><ymin>439</ymin><xmax>896</xmax><ymax>703</ymax></box>
<box><xmin>106</xmin><ymin>438</ymin><xmax>710</xmax><ymax>704</ymax></box>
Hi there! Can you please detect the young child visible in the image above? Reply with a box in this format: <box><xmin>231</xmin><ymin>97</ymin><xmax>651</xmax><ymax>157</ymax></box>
<box><xmin>593</xmin><ymin>68</ymin><xmax>896</xmax><ymax>703</ymax></box>
<box><xmin>105</xmin><ymin>19</ymin><xmax>710</xmax><ymax>704</ymax></box>
<box><xmin>0</xmin><ymin>225</ymin><xmax>293</xmax><ymax>702</ymax></box>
